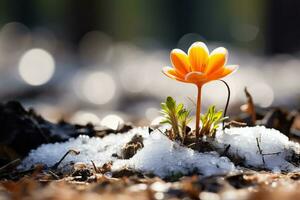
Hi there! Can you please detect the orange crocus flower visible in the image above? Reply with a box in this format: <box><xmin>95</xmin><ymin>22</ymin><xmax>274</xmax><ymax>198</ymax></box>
<box><xmin>162</xmin><ymin>42</ymin><xmax>238</xmax><ymax>138</ymax></box>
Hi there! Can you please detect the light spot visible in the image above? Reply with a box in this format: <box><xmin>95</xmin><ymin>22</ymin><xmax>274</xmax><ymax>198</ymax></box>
<box><xmin>247</xmin><ymin>82</ymin><xmax>274</xmax><ymax>108</ymax></box>
<box><xmin>150</xmin><ymin>182</ymin><xmax>170</xmax><ymax>192</ymax></box>
<box><xmin>200</xmin><ymin>192</ymin><xmax>220</xmax><ymax>200</ymax></box>
<box><xmin>18</xmin><ymin>48</ymin><xmax>55</xmax><ymax>86</ymax></box>
<box><xmin>101</xmin><ymin>114</ymin><xmax>124</xmax><ymax>130</ymax></box>
<box><xmin>71</xmin><ymin>111</ymin><xmax>100</xmax><ymax>125</ymax></box>
<box><xmin>119</xmin><ymin>64</ymin><xmax>149</xmax><ymax>93</ymax></box>
<box><xmin>150</xmin><ymin>116</ymin><xmax>165</xmax><ymax>126</ymax></box>
<box><xmin>154</xmin><ymin>192</ymin><xmax>164</xmax><ymax>200</ymax></box>
<box><xmin>82</xmin><ymin>72</ymin><xmax>116</xmax><ymax>105</ymax></box>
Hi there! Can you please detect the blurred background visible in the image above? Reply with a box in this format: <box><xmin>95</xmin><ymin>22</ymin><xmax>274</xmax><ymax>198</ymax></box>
<box><xmin>0</xmin><ymin>0</ymin><xmax>299</xmax><ymax>128</ymax></box>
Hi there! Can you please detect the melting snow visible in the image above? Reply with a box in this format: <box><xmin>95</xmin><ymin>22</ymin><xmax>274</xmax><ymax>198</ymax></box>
<box><xmin>112</xmin><ymin>131</ymin><xmax>235</xmax><ymax>177</ymax></box>
<box><xmin>214</xmin><ymin>126</ymin><xmax>300</xmax><ymax>172</ymax></box>
<box><xmin>20</xmin><ymin>126</ymin><xmax>300</xmax><ymax>177</ymax></box>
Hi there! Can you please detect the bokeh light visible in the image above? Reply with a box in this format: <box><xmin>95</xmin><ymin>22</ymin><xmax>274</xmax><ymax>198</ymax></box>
<box><xmin>247</xmin><ymin>82</ymin><xmax>274</xmax><ymax>108</ymax></box>
<box><xmin>101</xmin><ymin>114</ymin><xmax>124</xmax><ymax>130</ymax></box>
<box><xmin>150</xmin><ymin>116</ymin><xmax>164</xmax><ymax>126</ymax></box>
<box><xmin>71</xmin><ymin>111</ymin><xmax>101</xmax><ymax>125</ymax></box>
<box><xmin>81</xmin><ymin>71</ymin><xmax>116</xmax><ymax>105</ymax></box>
<box><xmin>18</xmin><ymin>48</ymin><xmax>55</xmax><ymax>86</ymax></box>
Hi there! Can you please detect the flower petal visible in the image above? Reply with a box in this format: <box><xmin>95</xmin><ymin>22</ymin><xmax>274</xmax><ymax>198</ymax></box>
<box><xmin>184</xmin><ymin>71</ymin><xmax>207</xmax><ymax>85</ymax></box>
<box><xmin>162</xmin><ymin>67</ymin><xmax>187</xmax><ymax>83</ymax></box>
<box><xmin>206</xmin><ymin>47</ymin><xmax>228</xmax><ymax>74</ymax></box>
<box><xmin>208</xmin><ymin>65</ymin><xmax>238</xmax><ymax>81</ymax></box>
<box><xmin>188</xmin><ymin>42</ymin><xmax>209</xmax><ymax>72</ymax></box>
<box><xmin>170</xmin><ymin>49</ymin><xmax>190</xmax><ymax>75</ymax></box>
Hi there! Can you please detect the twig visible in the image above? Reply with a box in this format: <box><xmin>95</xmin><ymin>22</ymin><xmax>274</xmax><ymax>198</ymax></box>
<box><xmin>221</xmin><ymin>144</ymin><xmax>231</xmax><ymax>156</ymax></box>
<box><xmin>157</xmin><ymin>128</ymin><xmax>165</xmax><ymax>135</ymax></box>
<box><xmin>0</xmin><ymin>167</ymin><xmax>37</xmax><ymax>179</ymax></box>
<box><xmin>91</xmin><ymin>160</ymin><xmax>99</xmax><ymax>173</ymax></box>
<box><xmin>187</xmin><ymin>96</ymin><xmax>197</xmax><ymax>107</ymax></box>
<box><xmin>0</xmin><ymin>158</ymin><xmax>21</xmax><ymax>173</ymax></box>
<box><xmin>187</xmin><ymin>143</ymin><xmax>196</xmax><ymax>148</ymax></box>
<box><xmin>244</xmin><ymin>87</ymin><xmax>256</xmax><ymax>124</ymax></box>
<box><xmin>227</xmin><ymin>120</ymin><xmax>247</xmax><ymax>127</ymax></box>
<box><xmin>256</xmin><ymin>137</ymin><xmax>265</xmax><ymax>166</ymax></box>
<box><xmin>219</xmin><ymin>80</ymin><xmax>231</xmax><ymax>130</ymax></box>
<box><xmin>48</xmin><ymin>170</ymin><xmax>60</xmax><ymax>180</ymax></box>
<box><xmin>51</xmin><ymin>149</ymin><xmax>80</xmax><ymax>170</ymax></box>
<box><xmin>262</xmin><ymin>152</ymin><xmax>281</xmax><ymax>156</ymax></box>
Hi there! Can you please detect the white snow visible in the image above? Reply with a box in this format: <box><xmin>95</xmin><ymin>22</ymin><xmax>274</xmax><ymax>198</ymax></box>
<box><xmin>20</xmin><ymin>127</ymin><xmax>235</xmax><ymax>177</ymax></box>
<box><xmin>214</xmin><ymin>126</ymin><xmax>300</xmax><ymax>171</ymax></box>
<box><xmin>20</xmin><ymin>126</ymin><xmax>300</xmax><ymax>177</ymax></box>
<box><xmin>112</xmin><ymin>131</ymin><xmax>235</xmax><ymax>177</ymax></box>
<box><xmin>21</xmin><ymin>127</ymin><xmax>148</xmax><ymax>170</ymax></box>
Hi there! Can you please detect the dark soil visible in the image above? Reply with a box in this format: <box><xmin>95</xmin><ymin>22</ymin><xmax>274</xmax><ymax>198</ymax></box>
<box><xmin>0</xmin><ymin>100</ymin><xmax>300</xmax><ymax>200</ymax></box>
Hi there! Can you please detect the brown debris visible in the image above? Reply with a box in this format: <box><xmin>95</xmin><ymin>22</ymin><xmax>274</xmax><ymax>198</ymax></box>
<box><xmin>121</xmin><ymin>135</ymin><xmax>144</xmax><ymax>159</ymax></box>
<box><xmin>97</xmin><ymin>162</ymin><xmax>112</xmax><ymax>174</ymax></box>
<box><xmin>2</xmin><ymin>169</ymin><xmax>300</xmax><ymax>200</ymax></box>
<box><xmin>240</xmin><ymin>87</ymin><xmax>257</xmax><ymax>125</ymax></box>
<box><xmin>52</xmin><ymin>149</ymin><xmax>80</xmax><ymax>170</ymax></box>
<box><xmin>259</xmin><ymin>108</ymin><xmax>296</xmax><ymax>136</ymax></box>
<box><xmin>95</xmin><ymin>123</ymin><xmax>134</xmax><ymax>137</ymax></box>
<box><xmin>225</xmin><ymin>120</ymin><xmax>247</xmax><ymax>128</ymax></box>
<box><xmin>71</xmin><ymin>168</ymin><xmax>93</xmax><ymax>182</ymax></box>
<box><xmin>112</xmin><ymin>168</ymin><xmax>143</xmax><ymax>178</ymax></box>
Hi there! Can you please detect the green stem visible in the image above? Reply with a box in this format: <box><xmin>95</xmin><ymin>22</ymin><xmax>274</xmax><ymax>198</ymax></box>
<box><xmin>195</xmin><ymin>84</ymin><xmax>202</xmax><ymax>138</ymax></box>
<box><xmin>172</xmin><ymin>114</ymin><xmax>180</xmax><ymax>138</ymax></box>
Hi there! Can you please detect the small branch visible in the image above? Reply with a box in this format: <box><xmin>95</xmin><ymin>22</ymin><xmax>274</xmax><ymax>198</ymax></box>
<box><xmin>256</xmin><ymin>138</ymin><xmax>265</xmax><ymax>166</ymax></box>
<box><xmin>227</xmin><ymin>120</ymin><xmax>247</xmax><ymax>127</ymax></box>
<box><xmin>187</xmin><ymin>96</ymin><xmax>197</xmax><ymax>107</ymax></box>
<box><xmin>244</xmin><ymin>87</ymin><xmax>256</xmax><ymax>124</ymax></box>
<box><xmin>262</xmin><ymin>152</ymin><xmax>281</xmax><ymax>156</ymax></box>
<box><xmin>48</xmin><ymin>170</ymin><xmax>60</xmax><ymax>180</ymax></box>
<box><xmin>221</xmin><ymin>144</ymin><xmax>231</xmax><ymax>156</ymax></box>
<box><xmin>157</xmin><ymin>128</ymin><xmax>165</xmax><ymax>135</ymax></box>
<box><xmin>219</xmin><ymin>80</ymin><xmax>231</xmax><ymax>130</ymax></box>
<box><xmin>91</xmin><ymin>160</ymin><xmax>99</xmax><ymax>173</ymax></box>
<box><xmin>51</xmin><ymin>149</ymin><xmax>80</xmax><ymax>170</ymax></box>
<box><xmin>187</xmin><ymin>143</ymin><xmax>196</xmax><ymax>148</ymax></box>
<box><xmin>0</xmin><ymin>159</ymin><xmax>21</xmax><ymax>173</ymax></box>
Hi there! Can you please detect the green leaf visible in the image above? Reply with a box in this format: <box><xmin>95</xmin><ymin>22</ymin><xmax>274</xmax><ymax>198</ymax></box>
<box><xmin>166</xmin><ymin>96</ymin><xmax>176</xmax><ymax>110</ymax></box>
<box><xmin>200</xmin><ymin>105</ymin><xmax>226</xmax><ymax>138</ymax></box>
<box><xmin>159</xmin><ymin>96</ymin><xmax>192</xmax><ymax>143</ymax></box>
<box><xmin>176</xmin><ymin>103</ymin><xmax>184</xmax><ymax>113</ymax></box>
<box><xmin>160</xmin><ymin>119</ymin><xmax>171</xmax><ymax>124</ymax></box>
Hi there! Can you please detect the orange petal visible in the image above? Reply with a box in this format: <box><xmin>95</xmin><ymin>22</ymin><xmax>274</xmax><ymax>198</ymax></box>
<box><xmin>206</xmin><ymin>47</ymin><xmax>228</xmax><ymax>74</ymax></box>
<box><xmin>188</xmin><ymin>42</ymin><xmax>209</xmax><ymax>72</ymax></box>
<box><xmin>170</xmin><ymin>49</ymin><xmax>190</xmax><ymax>76</ymax></box>
<box><xmin>184</xmin><ymin>71</ymin><xmax>207</xmax><ymax>85</ymax></box>
<box><xmin>162</xmin><ymin>67</ymin><xmax>187</xmax><ymax>83</ymax></box>
<box><xmin>208</xmin><ymin>65</ymin><xmax>238</xmax><ymax>81</ymax></box>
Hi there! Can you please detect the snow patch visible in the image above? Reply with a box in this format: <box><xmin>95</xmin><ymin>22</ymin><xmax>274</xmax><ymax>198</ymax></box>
<box><xmin>214</xmin><ymin>126</ymin><xmax>300</xmax><ymax>171</ymax></box>
<box><xmin>20</xmin><ymin>126</ymin><xmax>300</xmax><ymax>177</ymax></box>
<box><xmin>20</xmin><ymin>127</ymin><xmax>235</xmax><ymax>177</ymax></box>
<box><xmin>21</xmin><ymin>127</ymin><xmax>148</xmax><ymax>170</ymax></box>
<box><xmin>112</xmin><ymin>131</ymin><xmax>235</xmax><ymax>177</ymax></box>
